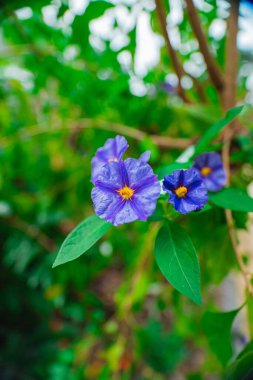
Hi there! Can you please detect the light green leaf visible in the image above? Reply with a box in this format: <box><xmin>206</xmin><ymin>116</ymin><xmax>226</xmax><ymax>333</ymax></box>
<box><xmin>53</xmin><ymin>215</ymin><xmax>111</xmax><ymax>268</ymax></box>
<box><xmin>194</xmin><ymin>105</ymin><xmax>244</xmax><ymax>155</ymax></box>
<box><xmin>209</xmin><ymin>188</ymin><xmax>253</xmax><ymax>212</ymax></box>
<box><xmin>202</xmin><ymin>307</ymin><xmax>242</xmax><ymax>366</ymax></box>
<box><xmin>225</xmin><ymin>352</ymin><xmax>253</xmax><ymax>380</ymax></box>
<box><xmin>155</xmin><ymin>222</ymin><xmax>202</xmax><ymax>305</ymax></box>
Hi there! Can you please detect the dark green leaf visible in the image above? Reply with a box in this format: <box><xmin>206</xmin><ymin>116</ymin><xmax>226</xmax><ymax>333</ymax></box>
<box><xmin>202</xmin><ymin>307</ymin><xmax>241</xmax><ymax>366</ymax></box>
<box><xmin>210</xmin><ymin>188</ymin><xmax>253</xmax><ymax>212</ymax></box>
<box><xmin>53</xmin><ymin>215</ymin><xmax>111</xmax><ymax>267</ymax></box>
<box><xmin>155</xmin><ymin>222</ymin><xmax>202</xmax><ymax>305</ymax></box>
<box><xmin>194</xmin><ymin>105</ymin><xmax>244</xmax><ymax>155</ymax></box>
<box><xmin>137</xmin><ymin>321</ymin><xmax>186</xmax><ymax>374</ymax></box>
<box><xmin>225</xmin><ymin>352</ymin><xmax>253</xmax><ymax>380</ymax></box>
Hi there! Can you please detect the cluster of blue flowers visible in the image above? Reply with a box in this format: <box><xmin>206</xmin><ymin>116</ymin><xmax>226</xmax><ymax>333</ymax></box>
<box><xmin>91</xmin><ymin>136</ymin><xmax>226</xmax><ymax>225</ymax></box>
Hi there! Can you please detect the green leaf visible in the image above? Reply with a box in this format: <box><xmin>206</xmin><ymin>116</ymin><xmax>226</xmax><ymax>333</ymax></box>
<box><xmin>53</xmin><ymin>215</ymin><xmax>111</xmax><ymax>268</ymax></box>
<box><xmin>155</xmin><ymin>222</ymin><xmax>202</xmax><ymax>305</ymax></box>
<box><xmin>137</xmin><ymin>321</ymin><xmax>186</xmax><ymax>374</ymax></box>
<box><xmin>194</xmin><ymin>105</ymin><xmax>244</xmax><ymax>155</ymax></box>
<box><xmin>237</xmin><ymin>340</ymin><xmax>253</xmax><ymax>360</ymax></box>
<box><xmin>209</xmin><ymin>188</ymin><xmax>253</xmax><ymax>212</ymax></box>
<box><xmin>202</xmin><ymin>307</ymin><xmax>242</xmax><ymax>366</ymax></box>
<box><xmin>156</xmin><ymin>162</ymin><xmax>192</xmax><ymax>180</ymax></box>
<box><xmin>225</xmin><ymin>352</ymin><xmax>253</xmax><ymax>380</ymax></box>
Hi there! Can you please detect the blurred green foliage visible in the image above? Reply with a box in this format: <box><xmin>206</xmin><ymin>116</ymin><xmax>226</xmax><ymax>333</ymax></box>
<box><xmin>0</xmin><ymin>0</ymin><xmax>253</xmax><ymax>379</ymax></box>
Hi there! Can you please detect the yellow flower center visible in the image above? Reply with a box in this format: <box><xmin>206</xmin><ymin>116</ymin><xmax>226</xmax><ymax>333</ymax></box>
<box><xmin>108</xmin><ymin>158</ymin><xmax>118</xmax><ymax>163</ymax></box>
<box><xmin>117</xmin><ymin>186</ymin><xmax>134</xmax><ymax>200</ymax></box>
<box><xmin>174</xmin><ymin>186</ymin><xmax>188</xmax><ymax>198</ymax></box>
<box><xmin>201</xmin><ymin>166</ymin><xmax>212</xmax><ymax>176</ymax></box>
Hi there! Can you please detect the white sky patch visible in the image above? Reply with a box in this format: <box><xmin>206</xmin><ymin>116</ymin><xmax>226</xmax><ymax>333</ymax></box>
<box><xmin>110</xmin><ymin>31</ymin><xmax>129</xmax><ymax>51</ymax></box>
<box><xmin>89</xmin><ymin>35</ymin><xmax>106</xmax><ymax>52</ymax></box>
<box><xmin>134</xmin><ymin>11</ymin><xmax>163</xmax><ymax>77</ymax></box>
<box><xmin>69</xmin><ymin>0</ymin><xmax>89</xmax><ymax>15</ymax></box>
<box><xmin>209</xmin><ymin>18</ymin><xmax>226</xmax><ymax>40</ymax></box>
<box><xmin>63</xmin><ymin>45</ymin><xmax>80</xmax><ymax>61</ymax></box>
<box><xmin>167</xmin><ymin>0</ymin><xmax>183</xmax><ymax>26</ymax></box>
<box><xmin>165</xmin><ymin>73</ymin><xmax>178</xmax><ymax>87</ymax></box>
<box><xmin>42</xmin><ymin>5</ymin><xmax>59</xmax><ymax>27</ymax></box>
<box><xmin>114</xmin><ymin>5</ymin><xmax>136</xmax><ymax>33</ymax></box>
<box><xmin>238</xmin><ymin>17</ymin><xmax>253</xmax><ymax>51</ymax></box>
<box><xmin>2</xmin><ymin>65</ymin><xmax>34</xmax><ymax>90</ymax></box>
<box><xmin>181</xmin><ymin>75</ymin><xmax>193</xmax><ymax>89</ymax></box>
<box><xmin>90</xmin><ymin>9</ymin><xmax>115</xmax><ymax>40</ymax></box>
<box><xmin>117</xmin><ymin>50</ymin><xmax>132</xmax><ymax>72</ymax></box>
<box><xmin>192</xmin><ymin>0</ymin><xmax>213</xmax><ymax>13</ymax></box>
<box><xmin>129</xmin><ymin>76</ymin><xmax>148</xmax><ymax>96</ymax></box>
<box><xmin>15</xmin><ymin>7</ymin><xmax>33</xmax><ymax>20</ymax></box>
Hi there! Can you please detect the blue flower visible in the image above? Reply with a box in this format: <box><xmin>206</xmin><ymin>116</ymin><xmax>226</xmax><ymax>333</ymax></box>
<box><xmin>192</xmin><ymin>152</ymin><xmax>226</xmax><ymax>192</ymax></box>
<box><xmin>91</xmin><ymin>135</ymin><xmax>129</xmax><ymax>183</ymax></box>
<box><xmin>163</xmin><ymin>169</ymin><xmax>208</xmax><ymax>214</ymax></box>
<box><xmin>91</xmin><ymin>158</ymin><xmax>160</xmax><ymax>226</ymax></box>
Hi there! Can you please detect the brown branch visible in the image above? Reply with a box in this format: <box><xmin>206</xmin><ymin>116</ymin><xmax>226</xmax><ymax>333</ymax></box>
<box><xmin>155</xmin><ymin>0</ymin><xmax>191</xmax><ymax>103</ymax></box>
<box><xmin>185</xmin><ymin>0</ymin><xmax>224</xmax><ymax>92</ymax></box>
<box><xmin>0</xmin><ymin>118</ymin><xmax>194</xmax><ymax>150</ymax></box>
<box><xmin>222</xmin><ymin>0</ymin><xmax>239</xmax><ymax>111</ymax></box>
<box><xmin>221</xmin><ymin>0</ymin><xmax>252</xmax><ymax>295</ymax></box>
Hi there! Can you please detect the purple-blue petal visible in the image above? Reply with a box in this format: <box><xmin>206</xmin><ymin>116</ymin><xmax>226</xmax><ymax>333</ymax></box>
<box><xmin>163</xmin><ymin>170</ymin><xmax>182</xmax><ymax>191</ymax></box>
<box><xmin>192</xmin><ymin>152</ymin><xmax>227</xmax><ymax>192</ymax></box>
<box><xmin>91</xmin><ymin>187</ymin><xmax>120</xmax><ymax>219</ymax></box>
<box><xmin>124</xmin><ymin>158</ymin><xmax>157</xmax><ymax>188</ymax></box>
<box><xmin>163</xmin><ymin>169</ymin><xmax>208</xmax><ymax>214</ymax></box>
<box><xmin>203</xmin><ymin>168</ymin><xmax>226</xmax><ymax>192</ymax></box>
<box><xmin>92</xmin><ymin>158</ymin><xmax>160</xmax><ymax>226</ymax></box>
<box><xmin>139</xmin><ymin>151</ymin><xmax>151</xmax><ymax>163</ymax></box>
<box><xmin>94</xmin><ymin>161</ymin><xmax>124</xmax><ymax>189</ymax></box>
<box><xmin>91</xmin><ymin>135</ymin><xmax>129</xmax><ymax>183</ymax></box>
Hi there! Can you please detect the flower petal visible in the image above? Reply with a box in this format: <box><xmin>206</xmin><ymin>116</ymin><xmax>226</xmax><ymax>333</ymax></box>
<box><xmin>139</xmin><ymin>151</ymin><xmax>151</xmax><ymax>163</ymax></box>
<box><xmin>91</xmin><ymin>187</ymin><xmax>120</xmax><ymax>220</ymax></box>
<box><xmin>193</xmin><ymin>152</ymin><xmax>227</xmax><ymax>192</ymax></box>
<box><xmin>124</xmin><ymin>158</ymin><xmax>156</xmax><ymax>188</ymax></box>
<box><xmin>94</xmin><ymin>161</ymin><xmax>124</xmax><ymax>189</ymax></box>
<box><xmin>163</xmin><ymin>170</ymin><xmax>182</xmax><ymax>191</ymax></box>
<box><xmin>91</xmin><ymin>135</ymin><xmax>129</xmax><ymax>183</ymax></box>
<box><xmin>112</xmin><ymin>201</ymin><xmax>139</xmax><ymax>226</ymax></box>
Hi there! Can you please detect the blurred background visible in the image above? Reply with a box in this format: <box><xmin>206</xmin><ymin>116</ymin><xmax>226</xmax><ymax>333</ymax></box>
<box><xmin>0</xmin><ymin>0</ymin><xmax>253</xmax><ymax>379</ymax></box>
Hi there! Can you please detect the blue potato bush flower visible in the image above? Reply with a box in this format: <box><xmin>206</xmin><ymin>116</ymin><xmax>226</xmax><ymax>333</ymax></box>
<box><xmin>163</xmin><ymin>169</ymin><xmax>208</xmax><ymax>214</ymax></box>
<box><xmin>91</xmin><ymin>158</ymin><xmax>161</xmax><ymax>226</ymax></box>
<box><xmin>91</xmin><ymin>135</ymin><xmax>129</xmax><ymax>183</ymax></box>
<box><xmin>192</xmin><ymin>152</ymin><xmax>226</xmax><ymax>192</ymax></box>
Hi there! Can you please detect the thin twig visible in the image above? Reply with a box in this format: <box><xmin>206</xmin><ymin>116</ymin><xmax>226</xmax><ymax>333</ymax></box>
<box><xmin>225</xmin><ymin>209</ymin><xmax>253</xmax><ymax>295</ymax></box>
<box><xmin>185</xmin><ymin>0</ymin><xmax>224</xmax><ymax>92</ymax></box>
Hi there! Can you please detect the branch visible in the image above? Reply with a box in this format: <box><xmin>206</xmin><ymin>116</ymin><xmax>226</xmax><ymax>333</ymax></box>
<box><xmin>185</xmin><ymin>0</ymin><xmax>224</xmax><ymax>92</ymax></box>
<box><xmin>155</xmin><ymin>0</ymin><xmax>191</xmax><ymax>103</ymax></box>
<box><xmin>221</xmin><ymin>0</ymin><xmax>252</xmax><ymax>295</ymax></box>
<box><xmin>222</xmin><ymin>0</ymin><xmax>239</xmax><ymax>111</ymax></box>
<box><xmin>0</xmin><ymin>118</ymin><xmax>194</xmax><ymax>150</ymax></box>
